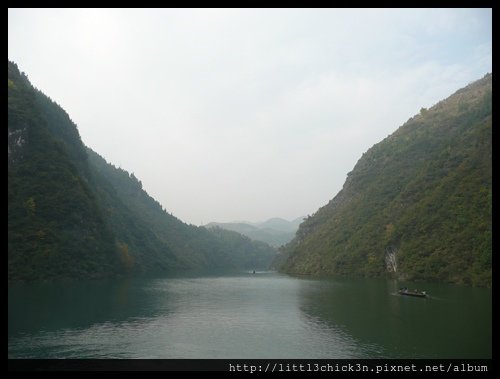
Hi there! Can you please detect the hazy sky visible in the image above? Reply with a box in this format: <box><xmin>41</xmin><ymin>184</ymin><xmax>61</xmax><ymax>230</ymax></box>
<box><xmin>8</xmin><ymin>8</ymin><xmax>492</xmax><ymax>225</ymax></box>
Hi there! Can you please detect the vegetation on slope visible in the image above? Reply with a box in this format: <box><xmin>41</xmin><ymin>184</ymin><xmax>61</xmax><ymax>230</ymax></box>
<box><xmin>8</xmin><ymin>61</ymin><xmax>119</xmax><ymax>280</ymax></box>
<box><xmin>8</xmin><ymin>61</ymin><xmax>275</xmax><ymax>281</ymax></box>
<box><xmin>278</xmin><ymin>74</ymin><xmax>491</xmax><ymax>287</ymax></box>
<box><xmin>87</xmin><ymin>148</ymin><xmax>276</xmax><ymax>272</ymax></box>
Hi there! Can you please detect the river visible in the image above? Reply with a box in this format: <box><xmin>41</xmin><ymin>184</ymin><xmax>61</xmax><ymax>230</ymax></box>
<box><xmin>8</xmin><ymin>271</ymin><xmax>491</xmax><ymax>358</ymax></box>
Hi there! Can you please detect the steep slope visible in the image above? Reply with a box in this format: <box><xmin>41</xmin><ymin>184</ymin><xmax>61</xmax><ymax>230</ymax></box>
<box><xmin>278</xmin><ymin>74</ymin><xmax>491</xmax><ymax>287</ymax></box>
<box><xmin>8</xmin><ymin>61</ymin><xmax>276</xmax><ymax>280</ymax></box>
<box><xmin>87</xmin><ymin>148</ymin><xmax>276</xmax><ymax>271</ymax></box>
<box><xmin>8</xmin><ymin>62</ymin><xmax>119</xmax><ymax>280</ymax></box>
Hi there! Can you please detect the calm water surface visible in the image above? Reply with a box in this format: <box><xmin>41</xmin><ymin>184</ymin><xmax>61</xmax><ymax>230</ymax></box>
<box><xmin>8</xmin><ymin>271</ymin><xmax>491</xmax><ymax>358</ymax></box>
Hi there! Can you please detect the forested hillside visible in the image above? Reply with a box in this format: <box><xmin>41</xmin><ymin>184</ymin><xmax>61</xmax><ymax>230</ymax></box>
<box><xmin>8</xmin><ymin>61</ymin><xmax>275</xmax><ymax>281</ymax></box>
<box><xmin>86</xmin><ymin>148</ymin><xmax>276</xmax><ymax>272</ymax></box>
<box><xmin>278</xmin><ymin>74</ymin><xmax>492</xmax><ymax>287</ymax></box>
<box><xmin>8</xmin><ymin>61</ymin><xmax>119</xmax><ymax>280</ymax></box>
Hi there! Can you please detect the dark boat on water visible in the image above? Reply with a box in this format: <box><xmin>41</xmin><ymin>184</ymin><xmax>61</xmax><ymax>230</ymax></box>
<box><xmin>398</xmin><ymin>288</ymin><xmax>428</xmax><ymax>298</ymax></box>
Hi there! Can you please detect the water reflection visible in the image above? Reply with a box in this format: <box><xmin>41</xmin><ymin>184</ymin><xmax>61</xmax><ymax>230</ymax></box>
<box><xmin>9</xmin><ymin>273</ymin><xmax>491</xmax><ymax>358</ymax></box>
<box><xmin>8</xmin><ymin>278</ymin><xmax>163</xmax><ymax>337</ymax></box>
<box><xmin>296</xmin><ymin>276</ymin><xmax>491</xmax><ymax>358</ymax></box>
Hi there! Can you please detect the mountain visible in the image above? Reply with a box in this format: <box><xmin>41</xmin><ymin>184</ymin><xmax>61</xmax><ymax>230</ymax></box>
<box><xmin>257</xmin><ymin>217</ymin><xmax>300</xmax><ymax>233</ymax></box>
<box><xmin>8</xmin><ymin>61</ymin><xmax>275</xmax><ymax>281</ymax></box>
<box><xmin>277</xmin><ymin>74</ymin><xmax>491</xmax><ymax>287</ymax></box>
<box><xmin>205</xmin><ymin>216</ymin><xmax>305</xmax><ymax>247</ymax></box>
<box><xmin>8</xmin><ymin>62</ymin><xmax>118</xmax><ymax>280</ymax></box>
<box><xmin>86</xmin><ymin>147</ymin><xmax>276</xmax><ymax>272</ymax></box>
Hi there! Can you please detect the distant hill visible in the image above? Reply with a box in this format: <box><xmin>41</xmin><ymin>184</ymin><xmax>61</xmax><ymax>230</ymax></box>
<box><xmin>8</xmin><ymin>61</ymin><xmax>276</xmax><ymax>281</ymax></box>
<box><xmin>206</xmin><ymin>216</ymin><xmax>305</xmax><ymax>247</ymax></box>
<box><xmin>277</xmin><ymin>74</ymin><xmax>491</xmax><ymax>287</ymax></box>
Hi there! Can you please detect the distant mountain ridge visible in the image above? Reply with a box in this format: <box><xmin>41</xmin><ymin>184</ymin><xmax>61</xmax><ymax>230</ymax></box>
<box><xmin>205</xmin><ymin>217</ymin><xmax>305</xmax><ymax>247</ymax></box>
<box><xmin>277</xmin><ymin>74</ymin><xmax>491</xmax><ymax>287</ymax></box>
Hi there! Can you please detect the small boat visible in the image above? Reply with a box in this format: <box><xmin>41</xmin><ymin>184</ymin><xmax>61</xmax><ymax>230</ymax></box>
<box><xmin>398</xmin><ymin>288</ymin><xmax>428</xmax><ymax>298</ymax></box>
